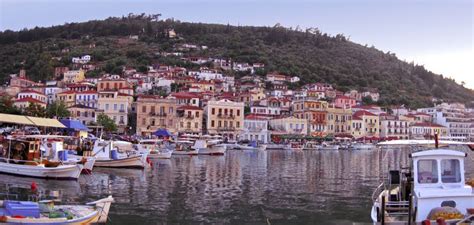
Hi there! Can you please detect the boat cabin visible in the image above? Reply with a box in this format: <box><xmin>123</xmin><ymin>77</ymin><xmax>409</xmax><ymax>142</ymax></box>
<box><xmin>411</xmin><ymin>149</ymin><xmax>473</xmax><ymax>221</ymax></box>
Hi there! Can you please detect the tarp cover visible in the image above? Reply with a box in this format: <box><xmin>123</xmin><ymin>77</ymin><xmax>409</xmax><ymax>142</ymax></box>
<box><xmin>60</xmin><ymin>119</ymin><xmax>88</xmax><ymax>131</ymax></box>
<box><xmin>0</xmin><ymin>113</ymin><xmax>35</xmax><ymax>125</ymax></box>
<box><xmin>27</xmin><ymin>117</ymin><xmax>66</xmax><ymax>128</ymax></box>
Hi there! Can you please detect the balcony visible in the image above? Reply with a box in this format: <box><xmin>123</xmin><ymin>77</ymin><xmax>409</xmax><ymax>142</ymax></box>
<box><xmin>149</xmin><ymin>112</ymin><xmax>167</xmax><ymax>117</ymax></box>
<box><xmin>367</xmin><ymin>123</ymin><xmax>376</xmax><ymax>127</ymax></box>
<box><xmin>184</xmin><ymin>115</ymin><xmax>194</xmax><ymax>119</ymax></box>
<box><xmin>217</xmin><ymin>114</ymin><xmax>235</xmax><ymax>119</ymax></box>
<box><xmin>119</xmin><ymin>109</ymin><xmax>126</xmax><ymax>113</ymax></box>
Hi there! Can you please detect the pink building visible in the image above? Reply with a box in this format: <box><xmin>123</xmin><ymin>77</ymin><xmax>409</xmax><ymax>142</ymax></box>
<box><xmin>334</xmin><ymin>95</ymin><xmax>356</xmax><ymax>108</ymax></box>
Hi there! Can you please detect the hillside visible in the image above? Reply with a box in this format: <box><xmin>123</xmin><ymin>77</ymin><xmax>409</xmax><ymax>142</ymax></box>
<box><xmin>0</xmin><ymin>14</ymin><xmax>473</xmax><ymax>108</ymax></box>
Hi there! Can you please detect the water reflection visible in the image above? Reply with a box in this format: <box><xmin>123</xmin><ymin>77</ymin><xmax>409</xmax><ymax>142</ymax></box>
<box><xmin>0</xmin><ymin>149</ymin><xmax>472</xmax><ymax>225</ymax></box>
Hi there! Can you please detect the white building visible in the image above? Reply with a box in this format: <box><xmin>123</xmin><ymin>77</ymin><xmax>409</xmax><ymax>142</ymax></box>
<box><xmin>72</xmin><ymin>55</ymin><xmax>91</xmax><ymax>64</ymax></box>
<box><xmin>241</xmin><ymin>114</ymin><xmax>270</xmax><ymax>143</ymax></box>
<box><xmin>379</xmin><ymin>114</ymin><xmax>410</xmax><ymax>140</ymax></box>
<box><xmin>75</xmin><ymin>90</ymin><xmax>98</xmax><ymax>108</ymax></box>
<box><xmin>17</xmin><ymin>89</ymin><xmax>47</xmax><ymax>103</ymax></box>
<box><xmin>290</xmin><ymin>76</ymin><xmax>300</xmax><ymax>83</ymax></box>
<box><xmin>44</xmin><ymin>86</ymin><xmax>63</xmax><ymax>104</ymax></box>
<box><xmin>250</xmin><ymin>105</ymin><xmax>281</xmax><ymax>116</ymax></box>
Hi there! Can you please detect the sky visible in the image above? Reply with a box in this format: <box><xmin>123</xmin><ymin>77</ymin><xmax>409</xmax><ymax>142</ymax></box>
<box><xmin>0</xmin><ymin>0</ymin><xmax>473</xmax><ymax>89</ymax></box>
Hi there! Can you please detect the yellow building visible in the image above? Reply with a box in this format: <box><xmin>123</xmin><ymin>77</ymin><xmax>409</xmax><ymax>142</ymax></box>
<box><xmin>63</xmin><ymin>70</ymin><xmax>85</xmax><ymax>84</ymax></box>
<box><xmin>176</xmin><ymin>105</ymin><xmax>203</xmax><ymax>135</ymax></box>
<box><xmin>205</xmin><ymin>99</ymin><xmax>244</xmax><ymax>141</ymax></box>
<box><xmin>293</xmin><ymin>99</ymin><xmax>328</xmax><ymax>136</ymax></box>
<box><xmin>97</xmin><ymin>91</ymin><xmax>132</xmax><ymax>133</ymax></box>
<box><xmin>56</xmin><ymin>90</ymin><xmax>77</xmax><ymax>107</ymax></box>
<box><xmin>136</xmin><ymin>96</ymin><xmax>178</xmax><ymax>136</ymax></box>
<box><xmin>326</xmin><ymin>106</ymin><xmax>352</xmax><ymax>136</ymax></box>
<box><xmin>410</xmin><ymin>122</ymin><xmax>447</xmax><ymax>139</ymax></box>
<box><xmin>351</xmin><ymin>110</ymin><xmax>380</xmax><ymax>139</ymax></box>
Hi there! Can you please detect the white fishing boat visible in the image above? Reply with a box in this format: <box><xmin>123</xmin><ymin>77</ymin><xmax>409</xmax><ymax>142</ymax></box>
<box><xmin>39</xmin><ymin>139</ymin><xmax>95</xmax><ymax>173</ymax></box>
<box><xmin>92</xmin><ymin>140</ymin><xmax>148</xmax><ymax>169</ymax></box>
<box><xmin>172</xmin><ymin>140</ymin><xmax>198</xmax><ymax>155</ymax></box>
<box><xmin>194</xmin><ymin>139</ymin><xmax>226</xmax><ymax>155</ymax></box>
<box><xmin>286</xmin><ymin>142</ymin><xmax>303</xmax><ymax>151</ymax></box>
<box><xmin>0</xmin><ymin>136</ymin><xmax>83</xmax><ymax>180</ymax></box>
<box><xmin>371</xmin><ymin>147</ymin><xmax>474</xmax><ymax>224</ymax></box>
<box><xmin>0</xmin><ymin>196</ymin><xmax>114</xmax><ymax>224</ymax></box>
<box><xmin>137</xmin><ymin>139</ymin><xmax>173</xmax><ymax>159</ymax></box>
<box><xmin>318</xmin><ymin>142</ymin><xmax>340</xmax><ymax>150</ymax></box>
<box><xmin>351</xmin><ymin>142</ymin><xmax>375</xmax><ymax>151</ymax></box>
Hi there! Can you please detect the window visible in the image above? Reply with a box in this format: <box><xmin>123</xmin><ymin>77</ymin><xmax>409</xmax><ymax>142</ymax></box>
<box><xmin>169</xmin><ymin>107</ymin><xmax>174</xmax><ymax>114</ymax></box>
<box><xmin>237</xmin><ymin>110</ymin><xmax>240</xmax><ymax>116</ymax></box>
<box><xmin>142</xmin><ymin>105</ymin><xmax>147</xmax><ymax>113</ymax></box>
<box><xmin>105</xmin><ymin>104</ymin><xmax>109</xmax><ymax>110</ymax></box>
<box><xmin>212</xmin><ymin>108</ymin><xmax>215</xmax><ymax>115</ymax></box>
<box><xmin>441</xmin><ymin>159</ymin><xmax>461</xmax><ymax>183</ymax></box>
<box><xmin>195</xmin><ymin>122</ymin><xmax>198</xmax><ymax>128</ymax></box>
<box><xmin>236</xmin><ymin>121</ymin><xmax>240</xmax><ymax>128</ymax></box>
<box><xmin>114</xmin><ymin>104</ymin><xmax>117</xmax><ymax>110</ymax></box>
<box><xmin>211</xmin><ymin>120</ymin><xmax>215</xmax><ymax>127</ymax></box>
<box><xmin>196</xmin><ymin>112</ymin><xmax>199</xmax><ymax>118</ymax></box>
<box><xmin>418</xmin><ymin>160</ymin><xmax>438</xmax><ymax>184</ymax></box>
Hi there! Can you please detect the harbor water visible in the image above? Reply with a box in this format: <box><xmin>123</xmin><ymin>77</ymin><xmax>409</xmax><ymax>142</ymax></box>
<box><xmin>0</xmin><ymin>149</ymin><xmax>473</xmax><ymax>225</ymax></box>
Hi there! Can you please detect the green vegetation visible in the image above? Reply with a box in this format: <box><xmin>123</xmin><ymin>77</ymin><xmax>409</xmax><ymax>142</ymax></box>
<box><xmin>46</xmin><ymin>101</ymin><xmax>70</xmax><ymax>118</ymax></box>
<box><xmin>0</xmin><ymin>14</ymin><xmax>472</xmax><ymax>108</ymax></box>
<box><xmin>97</xmin><ymin>114</ymin><xmax>117</xmax><ymax>133</ymax></box>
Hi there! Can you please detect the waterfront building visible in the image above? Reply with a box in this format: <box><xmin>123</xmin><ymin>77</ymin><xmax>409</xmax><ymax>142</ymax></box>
<box><xmin>136</xmin><ymin>96</ymin><xmax>178</xmax><ymax>136</ymax></box>
<box><xmin>333</xmin><ymin>95</ymin><xmax>357</xmax><ymax>108</ymax></box>
<box><xmin>292</xmin><ymin>99</ymin><xmax>328</xmax><ymax>137</ymax></box>
<box><xmin>176</xmin><ymin>105</ymin><xmax>203</xmax><ymax>135</ymax></box>
<box><xmin>241</xmin><ymin>114</ymin><xmax>270</xmax><ymax>143</ymax></box>
<box><xmin>379</xmin><ymin>114</ymin><xmax>410</xmax><ymax>140</ymax></box>
<box><xmin>326</xmin><ymin>106</ymin><xmax>352</xmax><ymax>137</ymax></box>
<box><xmin>17</xmin><ymin>89</ymin><xmax>47</xmax><ymax>103</ymax></box>
<box><xmin>97</xmin><ymin>77</ymin><xmax>130</xmax><ymax>91</ymax></box>
<box><xmin>97</xmin><ymin>91</ymin><xmax>132</xmax><ymax>132</ymax></box>
<box><xmin>409</xmin><ymin>122</ymin><xmax>447</xmax><ymax>139</ymax></box>
<box><xmin>351</xmin><ymin>110</ymin><xmax>380</xmax><ymax>139</ymax></box>
<box><xmin>269</xmin><ymin>116</ymin><xmax>308</xmax><ymax>136</ymax></box>
<box><xmin>205</xmin><ymin>99</ymin><xmax>244</xmax><ymax>141</ymax></box>
<box><xmin>75</xmin><ymin>90</ymin><xmax>98</xmax><ymax>108</ymax></box>
<box><xmin>14</xmin><ymin>97</ymin><xmax>47</xmax><ymax>109</ymax></box>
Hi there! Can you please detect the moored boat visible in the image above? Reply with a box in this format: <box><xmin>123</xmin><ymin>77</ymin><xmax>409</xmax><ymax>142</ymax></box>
<box><xmin>92</xmin><ymin>140</ymin><xmax>148</xmax><ymax>169</ymax></box>
<box><xmin>318</xmin><ymin>142</ymin><xmax>339</xmax><ymax>150</ymax></box>
<box><xmin>0</xmin><ymin>196</ymin><xmax>114</xmax><ymax>224</ymax></box>
<box><xmin>370</xmin><ymin>147</ymin><xmax>474</xmax><ymax>224</ymax></box>
<box><xmin>266</xmin><ymin>143</ymin><xmax>288</xmax><ymax>150</ymax></box>
<box><xmin>194</xmin><ymin>139</ymin><xmax>226</xmax><ymax>155</ymax></box>
<box><xmin>172</xmin><ymin>141</ymin><xmax>198</xmax><ymax>155</ymax></box>
<box><xmin>350</xmin><ymin>142</ymin><xmax>375</xmax><ymax>151</ymax></box>
<box><xmin>286</xmin><ymin>142</ymin><xmax>303</xmax><ymax>151</ymax></box>
<box><xmin>137</xmin><ymin>139</ymin><xmax>174</xmax><ymax>159</ymax></box>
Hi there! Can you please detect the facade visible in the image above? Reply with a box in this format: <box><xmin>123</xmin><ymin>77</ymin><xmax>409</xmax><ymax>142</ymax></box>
<box><xmin>334</xmin><ymin>95</ymin><xmax>357</xmax><ymax>108</ymax></box>
<box><xmin>97</xmin><ymin>78</ymin><xmax>130</xmax><ymax>91</ymax></box>
<box><xmin>351</xmin><ymin>110</ymin><xmax>380</xmax><ymax>139</ymax></box>
<box><xmin>136</xmin><ymin>96</ymin><xmax>178</xmax><ymax>136</ymax></box>
<box><xmin>326</xmin><ymin>106</ymin><xmax>352</xmax><ymax>136</ymax></box>
<box><xmin>176</xmin><ymin>105</ymin><xmax>203</xmax><ymax>135</ymax></box>
<box><xmin>17</xmin><ymin>90</ymin><xmax>47</xmax><ymax>103</ymax></box>
<box><xmin>205</xmin><ymin>99</ymin><xmax>244</xmax><ymax>141</ymax></box>
<box><xmin>56</xmin><ymin>90</ymin><xmax>77</xmax><ymax>107</ymax></box>
<box><xmin>14</xmin><ymin>97</ymin><xmax>47</xmax><ymax>109</ymax></box>
<box><xmin>410</xmin><ymin>122</ymin><xmax>447</xmax><ymax>139</ymax></box>
<box><xmin>63</xmin><ymin>70</ymin><xmax>85</xmax><ymax>84</ymax></box>
<box><xmin>241</xmin><ymin>114</ymin><xmax>270</xmax><ymax>143</ymax></box>
<box><xmin>97</xmin><ymin>91</ymin><xmax>132</xmax><ymax>132</ymax></box>
<box><xmin>293</xmin><ymin>99</ymin><xmax>328</xmax><ymax>136</ymax></box>
<box><xmin>68</xmin><ymin>104</ymin><xmax>97</xmax><ymax>125</ymax></box>
<box><xmin>269</xmin><ymin>116</ymin><xmax>308</xmax><ymax>135</ymax></box>
<box><xmin>379</xmin><ymin>114</ymin><xmax>410</xmax><ymax>140</ymax></box>
<box><xmin>75</xmin><ymin>90</ymin><xmax>98</xmax><ymax>108</ymax></box>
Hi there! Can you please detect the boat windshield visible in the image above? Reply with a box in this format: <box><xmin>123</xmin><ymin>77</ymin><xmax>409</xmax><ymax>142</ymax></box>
<box><xmin>417</xmin><ymin>159</ymin><xmax>438</xmax><ymax>184</ymax></box>
<box><xmin>441</xmin><ymin>159</ymin><xmax>461</xmax><ymax>183</ymax></box>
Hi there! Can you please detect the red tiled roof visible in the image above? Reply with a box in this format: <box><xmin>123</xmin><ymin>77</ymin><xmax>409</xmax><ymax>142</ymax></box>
<box><xmin>171</xmin><ymin>92</ymin><xmax>199</xmax><ymax>99</ymax></box>
<box><xmin>353</xmin><ymin>110</ymin><xmax>377</xmax><ymax>117</ymax></box>
<box><xmin>245</xmin><ymin>114</ymin><xmax>268</xmax><ymax>120</ymax></box>
<box><xmin>15</xmin><ymin>97</ymin><xmax>46</xmax><ymax>104</ymax></box>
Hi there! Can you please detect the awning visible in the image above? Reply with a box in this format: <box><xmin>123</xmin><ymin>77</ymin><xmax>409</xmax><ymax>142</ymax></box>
<box><xmin>0</xmin><ymin>113</ymin><xmax>35</xmax><ymax>125</ymax></box>
<box><xmin>153</xmin><ymin>128</ymin><xmax>171</xmax><ymax>137</ymax></box>
<box><xmin>60</xmin><ymin>119</ymin><xmax>88</xmax><ymax>131</ymax></box>
<box><xmin>27</xmin><ymin>117</ymin><xmax>66</xmax><ymax>128</ymax></box>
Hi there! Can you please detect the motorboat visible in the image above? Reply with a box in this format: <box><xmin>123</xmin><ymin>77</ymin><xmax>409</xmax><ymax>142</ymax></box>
<box><xmin>286</xmin><ymin>142</ymin><xmax>303</xmax><ymax>151</ymax></box>
<box><xmin>92</xmin><ymin>140</ymin><xmax>148</xmax><ymax>169</ymax></box>
<box><xmin>318</xmin><ymin>142</ymin><xmax>340</xmax><ymax>150</ymax></box>
<box><xmin>351</xmin><ymin>142</ymin><xmax>375</xmax><ymax>151</ymax></box>
<box><xmin>37</xmin><ymin>138</ymin><xmax>95</xmax><ymax>173</ymax></box>
<box><xmin>172</xmin><ymin>140</ymin><xmax>199</xmax><ymax>155</ymax></box>
<box><xmin>194</xmin><ymin>139</ymin><xmax>226</xmax><ymax>155</ymax></box>
<box><xmin>371</xmin><ymin>148</ymin><xmax>474</xmax><ymax>224</ymax></box>
<box><xmin>137</xmin><ymin>139</ymin><xmax>173</xmax><ymax>159</ymax></box>
<box><xmin>0</xmin><ymin>136</ymin><xmax>83</xmax><ymax>180</ymax></box>
<box><xmin>0</xmin><ymin>196</ymin><xmax>114</xmax><ymax>224</ymax></box>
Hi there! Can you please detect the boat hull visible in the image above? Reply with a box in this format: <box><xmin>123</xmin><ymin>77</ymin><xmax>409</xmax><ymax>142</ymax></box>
<box><xmin>197</xmin><ymin>145</ymin><xmax>226</xmax><ymax>155</ymax></box>
<box><xmin>147</xmin><ymin>151</ymin><xmax>173</xmax><ymax>159</ymax></box>
<box><xmin>0</xmin><ymin>162</ymin><xmax>82</xmax><ymax>180</ymax></box>
<box><xmin>95</xmin><ymin>155</ymin><xmax>147</xmax><ymax>169</ymax></box>
<box><xmin>172</xmin><ymin>149</ymin><xmax>199</xmax><ymax>155</ymax></box>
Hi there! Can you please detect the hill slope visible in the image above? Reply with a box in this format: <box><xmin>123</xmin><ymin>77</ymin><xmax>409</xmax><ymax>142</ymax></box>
<box><xmin>0</xmin><ymin>15</ymin><xmax>472</xmax><ymax>108</ymax></box>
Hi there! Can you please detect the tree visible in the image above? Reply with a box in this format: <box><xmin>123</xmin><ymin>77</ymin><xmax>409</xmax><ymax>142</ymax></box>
<box><xmin>0</xmin><ymin>96</ymin><xmax>22</xmax><ymax>114</ymax></box>
<box><xmin>362</xmin><ymin>96</ymin><xmax>374</xmax><ymax>105</ymax></box>
<box><xmin>97</xmin><ymin>114</ymin><xmax>117</xmax><ymax>133</ymax></box>
<box><xmin>24</xmin><ymin>103</ymin><xmax>46</xmax><ymax>117</ymax></box>
<box><xmin>46</xmin><ymin>101</ymin><xmax>70</xmax><ymax>118</ymax></box>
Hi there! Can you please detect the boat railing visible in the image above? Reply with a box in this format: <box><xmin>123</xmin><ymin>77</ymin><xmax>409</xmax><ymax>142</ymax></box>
<box><xmin>371</xmin><ymin>182</ymin><xmax>385</xmax><ymax>202</ymax></box>
<box><xmin>0</xmin><ymin>192</ymin><xmax>19</xmax><ymax>200</ymax></box>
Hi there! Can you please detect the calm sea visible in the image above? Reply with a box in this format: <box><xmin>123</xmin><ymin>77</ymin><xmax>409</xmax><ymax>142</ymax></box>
<box><xmin>0</xmin><ymin>148</ymin><xmax>472</xmax><ymax>225</ymax></box>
